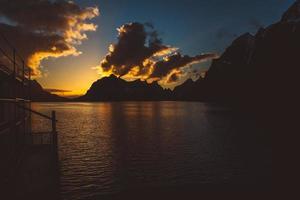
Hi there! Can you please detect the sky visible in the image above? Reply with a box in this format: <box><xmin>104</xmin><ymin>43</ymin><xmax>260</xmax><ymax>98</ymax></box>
<box><xmin>8</xmin><ymin>0</ymin><xmax>294</xmax><ymax>97</ymax></box>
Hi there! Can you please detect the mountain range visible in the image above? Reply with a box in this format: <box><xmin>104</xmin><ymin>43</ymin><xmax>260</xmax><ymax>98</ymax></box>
<box><xmin>32</xmin><ymin>1</ymin><xmax>299</xmax><ymax>105</ymax></box>
<box><xmin>30</xmin><ymin>80</ymin><xmax>66</xmax><ymax>102</ymax></box>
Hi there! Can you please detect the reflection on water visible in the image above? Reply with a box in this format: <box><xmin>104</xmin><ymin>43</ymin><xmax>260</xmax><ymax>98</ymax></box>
<box><xmin>32</xmin><ymin>102</ymin><xmax>271</xmax><ymax>200</ymax></box>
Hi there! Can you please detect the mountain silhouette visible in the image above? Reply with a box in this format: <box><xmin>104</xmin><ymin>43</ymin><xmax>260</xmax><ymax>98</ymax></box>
<box><xmin>78</xmin><ymin>75</ymin><xmax>172</xmax><ymax>101</ymax></box>
<box><xmin>173</xmin><ymin>32</ymin><xmax>256</xmax><ymax>102</ymax></box>
<box><xmin>30</xmin><ymin>80</ymin><xmax>66</xmax><ymax>102</ymax></box>
<box><xmin>29</xmin><ymin>0</ymin><xmax>299</xmax><ymax>104</ymax></box>
<box><xmin>0</xmin><ymin>70</ymin><xmax>65</xmax><ymax>101</ymax></box>
<box><xmin>176</xmin><ymin>0</ymin><xmax>299</xmax><ymax>106</ymax></box>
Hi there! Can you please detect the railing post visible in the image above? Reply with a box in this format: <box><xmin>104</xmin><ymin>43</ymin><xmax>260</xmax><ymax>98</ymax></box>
<box><xmin>29</xmin><ymin>69</ymin><xmax>31</xmax><ymax>100</ymax></box>
<box><xmin>22</xmin><ymin>60</ymin><xmax>25</xmax><ymax>84</ymax></box>
<box><xmin>13</xmin><ymin>48</ymin><xmax>18</xmax><ymax>153</ymax></box>
<box><xmin>52</xmin><ymin>110</ymin><xmax>57</xmax><ymax>148</ymax></box>
<box><xmin>13</xmin><ymin>48</ymin><xmax>16</xmax><ymax>79</ymax></box>
<box><xmin>28</xmin><ymin>69</ymin><xmax>32</xmax><ymax>137</ymax></box>
<box><xmin>51</xmin><ymin>111</ymin><xmax>59</xmax><ymax>163</ymax></box>
<box><xmin>51</xmin><ymin>111</ymin><xmax>57</xmax><ymax>133</ymax></box>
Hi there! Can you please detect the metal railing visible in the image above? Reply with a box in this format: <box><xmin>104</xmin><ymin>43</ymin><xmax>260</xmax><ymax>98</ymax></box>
<box><xmin>0</xmin><ymin>98</ymin><xmax>59</xmax><ymax>188</ymax></box>
<box><xmin>0</xmin><ymin>98</ymin><xmax>31</xmax><ymax>185</ymax></box>
<box><xmin>0</xmin><ymin>31</ymin><xmax>31</xmax><ymax>83</ymax></box>
<box><xmin>0</xmin><ymin>30</ymin><xmax>59</xmax><ymax>185</ymax></box>
<box><xmin>0</xmin><ymin>98</ymin><xmax>58</xmax><ymax>146</ymax></box>
<box><xmin>0</xmin><ymin>30</ymin><xmax>31</xmax><ymax>102</ymax></box>
<box><xmin>0</xmin><ymin>29</ymin><xmax>58</xmax><ymax>148</ymax></box>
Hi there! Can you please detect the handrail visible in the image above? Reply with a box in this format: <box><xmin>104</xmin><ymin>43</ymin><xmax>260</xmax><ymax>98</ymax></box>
<box><xmin>0</xmin><ymin>31</ymin><xmax>23</xmax><ymax>60</ymax></box>
<box><xmin>0</xmin><ymin>98</ymin><xmax>57</xmax><ymax>122</ymax></box>
<box><xmin>0</xmin><ymin>98</ymin><xmax>58</xmax><ymax>135</ymax></box>
<box><xmin>19</xmin><ymin>106</ymin><xmax>57</xmax><ymax>122</ymax></box>
<box><xmin>0</xmin><ymin>30</ymin><xmax>32</xmax><ymax>78</ymax></box>
<box><xmin>0</xmin><ymin>45</ymin><xmax>27</xmax><ymax>73</ymax></box>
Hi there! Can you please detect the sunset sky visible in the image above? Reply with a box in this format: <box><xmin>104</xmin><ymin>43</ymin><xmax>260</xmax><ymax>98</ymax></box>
<box><xmin>1</xmin><ymin>0</ymin><xmax>293</xmax><ymax>97</ymax></box>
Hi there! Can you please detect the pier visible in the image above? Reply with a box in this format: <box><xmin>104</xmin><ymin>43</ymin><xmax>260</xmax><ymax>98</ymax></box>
<box><xmin>0</xmin><ymin>32</ymin><xmax>59</xmax><ymax>199</ymax></box>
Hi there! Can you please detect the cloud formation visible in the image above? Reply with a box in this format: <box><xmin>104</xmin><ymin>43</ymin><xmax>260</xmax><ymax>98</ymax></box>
<box><xmin>0</xmin><ymin>0</ymin><xmax>99</xmax><ymax>76</ymax></box>
<box><xmin>44</xmin><ymin>88</ymin><xmax>72</xmax><ymax>93</ymax></box>
<box><xmin>95</xmin><ymin>22</ymin><xmax>218</xmax><ymax>88</ymax></box>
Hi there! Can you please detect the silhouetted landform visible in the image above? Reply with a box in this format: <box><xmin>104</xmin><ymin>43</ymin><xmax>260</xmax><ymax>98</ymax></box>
<box><xmin>181</xmin><ymin>32</ymin><xmax>257</xmax><ymax>103</ymax></box>
<box><xmin>77</xmin><ymin>75</ymin><xmax>172</xmax><ymax>101</ymax></box>
<box><xmin>200</xmin><ymin>0</ymin><xmax>299</xmax><ymax>106</ymax></box>
<box><xmin>79</xmin><ymin>1</ymin><xmax>299</xmax><ymax>104</ymax></box>
<box><xmin>30</xmin><ymin>80</ymin><xmax>66</xmax><ymax>102</ymax></box>
<box><xmin>31</xmin><ymin>1</ymin><xmax>299</xmax><ymax>105</ymax></box>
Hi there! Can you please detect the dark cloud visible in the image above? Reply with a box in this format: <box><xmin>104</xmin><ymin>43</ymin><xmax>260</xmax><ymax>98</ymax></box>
<box><xmin>100</xmin><ymin>22</ymin><xmax>171</xmax><ymax>76</ymax></box>
<box><xmin>0</xmin><ymin>0</ymin><xmax>99</xmax><ymax>76</ymax></box>
<box><xmin>96</xmin><ymin>22</ymin><xmax>218</xmax><ymax>87</ymax></box>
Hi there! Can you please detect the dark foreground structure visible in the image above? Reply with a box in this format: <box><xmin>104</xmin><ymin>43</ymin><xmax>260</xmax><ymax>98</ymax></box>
<box><xmin>0</xmin><ymin>33</ymin><xmax>60</xmax><ymax>200</ymax></box>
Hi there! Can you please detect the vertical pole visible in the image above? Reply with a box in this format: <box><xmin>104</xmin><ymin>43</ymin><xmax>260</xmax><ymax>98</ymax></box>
<box><xmin>22</xmin><ymin>60</ymin><xmax>25</xmax><ymax>83</ymax></box>
<box><xmin>29</xmin><ymin>69</ymin><xmax>31</xmax><ymax>101</ymax></box>
<box><xmin>28</xmin><ymin>69</ymin><xmax>32</xmax><ymax>142</ymax></box>
<box><xmin>13</xmin><ymin>48</ymin><xmax>17</xmax><ymax>154</ymax></box>
<box><xmin>52</xmin><ymin>111</ymin><xmax>56</xmax><ymax>133</ymax></box>
<box><xmin>22</xmin><ymin>61</ymin><xmax>25</xmax><ymax>143</ymax></box>
<box><xmin>13</xmin><ymin>48</ymin><xmax>16</xmax><ymax>100</ymax></box>
<box><xmin>13</xmin><ymin>49</ymin><xmax>16</xmax><ymax>79</ymax></box>
<box><xmin>22</xmin><ymin>60</ymin><xmax>25</xmax><ymax>99</ymax></box>
<box><xmin>52</xmin><ymin>111</ymin><xmax>57</xmax><ymax>148</ymax></box>
<box><xmin>52</xmin><ymin>111</ymin><xmax>59</xmax><ymax>163</ymax></box>
<box><xmin>13</xmin><ymin>49</ymin><xmax>16</xmax><ymax>97</ymax></box>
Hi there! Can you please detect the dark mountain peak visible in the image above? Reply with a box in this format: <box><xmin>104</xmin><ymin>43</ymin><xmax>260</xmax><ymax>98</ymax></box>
<box><xmin>97</xmin><ymin>74</ymin><xmax>123</xmax><ymax>83</ymax></box>
<box><xmin>106</xmin><ymin>74</ymin><xmax>120</xmax><ymax>80</ymax></box>
<box><xmin>30</xmin><ymin>79</ymin><xmax>43</xmax><ymax>90</ymax></box>
<box><xmin>80</xmin><ymin>75</ymin><xmax>172</xmax><ymax>101</ymax></box>
<box><xmin>213</xmin><ymin>32</ymin><xmax>255</xmax><ymax>67</ymax></box>
<box><xmin>255</xmin><ymin>27</ymin><xmax>267</xmax><ymax>39</ymax></box>
<box><xmin>89</xmin><ymin>74</ymin><xmax>125</xmax><ymax>89</ymax></box>
<box><xmin>231</xmin><ymin>33</ymin><xmax>255</xmax><ymax>47</ymax></box>
<box><xmin>29</xmin><ymin>80</ymin><xmax>66</xmax><ymax>102</ymax></box>
<box><xmin>281</xmin><ymin>0</ymin><xmax>300</xmax><ymax>23</ymax></box>
<box><xmin>237</xmin><ymin>32</ymin><xmax>254</xmax><ymax>39</ymax></box>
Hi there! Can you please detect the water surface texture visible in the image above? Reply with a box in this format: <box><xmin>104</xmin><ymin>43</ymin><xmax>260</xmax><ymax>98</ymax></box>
<box><xmin>32</xmin><ymin>102</ymin><xmax>271</xmax><ymax>199</ymax></box>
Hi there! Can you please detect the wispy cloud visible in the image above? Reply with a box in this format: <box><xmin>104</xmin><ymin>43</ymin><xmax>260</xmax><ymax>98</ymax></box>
<box><xmin>44</xmin><ymin>88</ymin><xmax>72</xmax><ymax>93</ymax></box>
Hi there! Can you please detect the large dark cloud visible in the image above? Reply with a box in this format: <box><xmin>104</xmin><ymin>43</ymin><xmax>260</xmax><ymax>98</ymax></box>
<box><xmin>0</xmin><ymin>0</ymin><xmax>99</xmax><ymax>76</ymax></box>
<box><xmin>96</xmin><ymin>22</ymin><xmax>218</xmax><ymax>87</ymax></box>
<box><xmin>100</xmin><ymin>22</ymin><xmax>172</xmax><ymax>76</ymax></box>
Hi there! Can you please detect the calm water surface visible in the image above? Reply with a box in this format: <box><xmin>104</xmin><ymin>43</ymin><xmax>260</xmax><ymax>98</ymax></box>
<box><xmin>31</xmin><ymin>102</ymin><xmax>271</xmax><ymax>199</ymax></box>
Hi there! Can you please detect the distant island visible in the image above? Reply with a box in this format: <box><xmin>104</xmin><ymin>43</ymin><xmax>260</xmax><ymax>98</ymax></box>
<box><xmin>31</xmin><ymin>1</ymin><xmax>299</xmax><ymax>107</ymax></box>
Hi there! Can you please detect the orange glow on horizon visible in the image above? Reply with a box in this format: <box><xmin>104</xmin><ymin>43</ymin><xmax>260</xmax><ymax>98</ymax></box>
<box><xmin>50</xmin><ymin>90</ymin><xmax>87</xmax><ymax>98</ymax></box>
<box><xmin>37</xmin><ymin>61</ymin><xmax>100</xmax><ymax>98</ymax></box>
